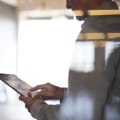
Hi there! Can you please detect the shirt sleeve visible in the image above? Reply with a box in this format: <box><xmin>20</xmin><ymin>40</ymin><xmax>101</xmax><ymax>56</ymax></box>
<box><xmin>60</xmin><ymin>88</ymin><xmax>67</xmax><ymax>103</ymax></box>
<box><xmin>30</xmin><ymin>99</ymin><xmax>60</xmax><ymax>120</ymax></box>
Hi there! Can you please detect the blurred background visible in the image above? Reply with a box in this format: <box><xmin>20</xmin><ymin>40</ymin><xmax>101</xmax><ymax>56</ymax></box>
<box><xmin>0</xmin><ymin>0</ymin><xmax>120</xmax><ymax>120</ymax></box>
<box><xmin>0</xmin><ymin>0</ymin><xmax>81</xmax><ymax>119</ymax></box>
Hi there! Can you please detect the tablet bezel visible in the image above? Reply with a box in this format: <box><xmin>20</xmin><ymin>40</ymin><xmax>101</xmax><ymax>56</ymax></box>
<box><xmin>0</xmin><ymin>73</ymin><xmax>32</xmax><ymax>97</ymax></box>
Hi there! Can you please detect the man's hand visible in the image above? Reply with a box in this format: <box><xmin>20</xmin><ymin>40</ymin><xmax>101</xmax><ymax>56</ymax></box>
<box><xmin>30</xmin><ymin>83</ymin><xmax>65</xmax><ymax>100</ymax></box>
<box><xmin>19</xmin><ymin>95</ymin><xmax>41</xmax><ymax>112</ymax></box>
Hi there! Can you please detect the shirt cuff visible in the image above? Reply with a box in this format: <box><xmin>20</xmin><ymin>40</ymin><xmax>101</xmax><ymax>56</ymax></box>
<box><xmin>30</xmin><ymin>99</ymin><xmax>46</xmax><ymax>119</ymax></box>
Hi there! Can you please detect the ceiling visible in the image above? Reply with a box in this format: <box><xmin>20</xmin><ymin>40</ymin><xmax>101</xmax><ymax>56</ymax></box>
<box><xmin>0</xmin><ymin>0</ymin><xmax>17</xmax><ymax>6</ymax></box>
<box><xmin>0</xmin><ymin>0</ymin><xmax>66</xmax><ymax>9</ymax></box>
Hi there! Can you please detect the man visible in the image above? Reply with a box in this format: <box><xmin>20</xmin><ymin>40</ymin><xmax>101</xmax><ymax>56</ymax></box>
<box><xmin>20</xmin><ymin>83</ymin><xmax>65</xmax><ymax>120</ymax></box>
<box><xmin>19</xmin><ymin>0</ymin><xmax>120</xmax><ymax>120</ymax></box>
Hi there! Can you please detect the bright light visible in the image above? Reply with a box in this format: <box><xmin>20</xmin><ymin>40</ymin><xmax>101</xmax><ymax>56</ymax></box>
<box><xmin>18</xmin><ymin>17</ymin><xmax>81</xmax><ymax>89</ymax></box>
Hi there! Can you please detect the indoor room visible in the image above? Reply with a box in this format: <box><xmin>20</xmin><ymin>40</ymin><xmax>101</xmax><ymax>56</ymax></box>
<box><xmin>0</xmin><ymin>0</ymin><xmax>120</xmax><ymax>120</ymax></box>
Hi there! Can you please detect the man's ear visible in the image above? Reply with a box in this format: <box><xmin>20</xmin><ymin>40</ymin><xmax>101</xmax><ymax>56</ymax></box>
<box><xmin>76</xmin><ymin>11</ymin><xmax>88</xmax><ymax>21</ymax></box>
<box><xmin>66</xmin><ymin>0</ymin><xmax>87</xmax><ymax>21</ymax></box>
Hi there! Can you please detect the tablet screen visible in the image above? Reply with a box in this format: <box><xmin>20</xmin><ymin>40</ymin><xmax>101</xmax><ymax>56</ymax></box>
<box><xmin>0</xmin><ymin>73</ymin><xmax>35</xmax><ymax>97</ymax></box>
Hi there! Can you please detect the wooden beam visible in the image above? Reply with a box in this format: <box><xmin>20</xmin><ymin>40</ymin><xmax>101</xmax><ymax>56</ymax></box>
<box><xmin>73</xmin><ymin>10</ymin><xmax>120</xmax><ymax>16</ymax></box>
<box><xmin>77</xmin><ymin>33</ymin><xmax>120</xmax><ymax>41</ymax></box>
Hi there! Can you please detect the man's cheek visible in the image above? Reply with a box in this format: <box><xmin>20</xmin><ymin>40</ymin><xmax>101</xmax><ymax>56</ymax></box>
<box><xmin>66</xmin><ymin>0</ymin><xmax>87</xmax><ymax>10</ymax></box>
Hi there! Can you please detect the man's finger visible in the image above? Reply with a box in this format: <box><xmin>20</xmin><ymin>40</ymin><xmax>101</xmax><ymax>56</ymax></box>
<box><xmin>30</xmin><ymin>84</ymin><xmax>47</xmax><ymax>91</ymax></box>
<box><xmin>19</xmin><ymin>95</ymin><xmax>25</xmax><ymax>101</ymax></box>
<box><xmin>37</xmin><ymin>91</ymin><xmax>47</xmax><ymax>96</ymax></box>
<box><xmin>34</xmin><ymin>95</ymin><xmax>42</xmax><ymax>99</ymax></box>
<box><xmin>19</xmin><ymin>95</ymin><xmax>28</xmax><ymax>102</ymax></box>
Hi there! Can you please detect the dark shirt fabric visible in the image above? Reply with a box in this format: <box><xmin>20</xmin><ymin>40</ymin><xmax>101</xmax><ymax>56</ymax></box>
<box><xmin>104</xmin><ymin>46</ymin><xmax>120</xmax><ymax>120</ymax></box>
<box><xmin>106</xmin><ymin>47</ymin><xmax>120</xmax><ymax>97</ymax></box>
<box><xmin>67</xmin><ymin>1</ymin><xmax>120</xmax><ymax>120</ymax></box>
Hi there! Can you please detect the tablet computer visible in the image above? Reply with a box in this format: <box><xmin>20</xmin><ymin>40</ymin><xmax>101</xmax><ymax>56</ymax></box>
<box><xmin>0</xmin><ymin>73</ymin><xmax>36</xmax><ymax>97</ymax></box>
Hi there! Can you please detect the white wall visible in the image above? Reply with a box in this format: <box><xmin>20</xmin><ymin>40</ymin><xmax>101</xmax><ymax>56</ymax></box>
<box><xmin>0</xmin><ymin>2</ymin><xmax>17</xmax><ymax>103</ymax></box>
<box><xmin>0</xmin><ymin>2</ymin><xmax>17</xmax><ymax>74</ymax></box>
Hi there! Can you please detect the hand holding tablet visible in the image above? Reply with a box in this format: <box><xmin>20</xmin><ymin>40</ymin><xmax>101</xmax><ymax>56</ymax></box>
<box><xmin>0</xmin><ymin>73</ymin><xmax>37</xmax><ymax>97</ymax></box>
